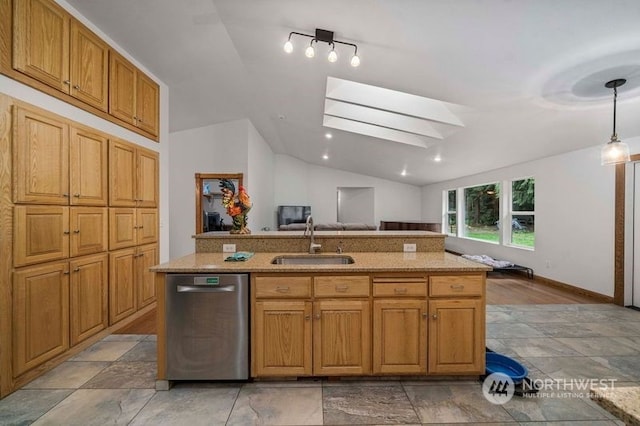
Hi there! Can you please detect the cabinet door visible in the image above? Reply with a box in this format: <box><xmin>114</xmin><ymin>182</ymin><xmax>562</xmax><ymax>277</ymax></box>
<box><xmin>14</xmin><ymin>205</ymin><xmax>69</xmax><ymax>266</ymax></box>
<box><xmin>109</xmin><ymin>248</ymin><xmax>136</xmax><ymax>324</ymax></box>
<box><xmin>136</xmin><ymin>243</ymin><xmax>158</xmax><ymax>308</ymax></box>
<box><xmin>13</xmin><ymin>106</ymin><xmax>69</xmax><ymax>204</ymax></box>
<box><xmin>13</xmin><ymin>261</ymin><xmax>69</xmax><ymax>376</ymax></box>
<box><xmin>108</xmin><ymin>208</ymin><xmax>136</xmax><ymax>250</ymax></box>
<box><xmin>108</xmin><ymin>51</ymin><xmax>136</xmax><ymax>125</ymax></box>
<box><xmin>69</xmin><ymin>20</ymin><xmax>108</xmax><ymax>111</ymax></box>
<box><xmin>373</xmin><ymin>299</ymin><xmax>427</xmax><ymax>374</ymax></box>
<box><xmin>428</xmin><ymin>299</ymin><xmax>484</xmax><ymax>374</ymax></box>
<box><xmin>136</xmin><ymin>72</ymin><xmax>159</xmax><ymax>136</ymax></box>
<box><xmin>136</xmin><ymin>208</ymin><xmax>158</xmax><ymax>245</ymax></box>
<box><xmin>313</xmin><ymin>300</ymin><xmax>371</xmax><ymax>376</ymax></box>
<box><xmin>69</xmin><ymin>126</ymin><xmax>108</xmax><ymax>206</ymax></box>
<box><xmin>108</xmin><ymin>140</ymin><xmax>137</xmax><ymax>206</ymax></box>
<box><xmin>137</xmin><ymin>149</ymin><xmax>158</xmax><ymax>208</ymax></box>
<box><xmin>70</xmin><ymin>207</ymin><xmax>107</xmax><ymax>257</ymax></box>
<box><xmin>70</xmin><ymin>253</ymin><xmax>108</xmax><ymax>346</ymax></box>
<box><xmin>13</xmin><ymin>0</ymin><xmax>70</xmax><ymax>92</ymax></box>
<box><xmin>253</xmin><ymin>300</ymin><xmax>312</xmax><ymax>376</ymax></box>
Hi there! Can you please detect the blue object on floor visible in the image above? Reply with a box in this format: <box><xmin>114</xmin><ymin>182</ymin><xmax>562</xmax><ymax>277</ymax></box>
<box><xmin>485</xmin><ymin>352</ymin><xmax>528</xmax><ymax>383</ymax></box>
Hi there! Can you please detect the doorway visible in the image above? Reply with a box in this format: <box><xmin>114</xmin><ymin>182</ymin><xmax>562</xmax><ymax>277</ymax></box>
<box><xmin>195</xmin><ymin>173</ymin><xmax>243</xmax><ymax>234</ymax></box>
<box><xmin>337</xmin><ymin>187</ymin><xmax>374</xmax><ymax>225</ymax></box>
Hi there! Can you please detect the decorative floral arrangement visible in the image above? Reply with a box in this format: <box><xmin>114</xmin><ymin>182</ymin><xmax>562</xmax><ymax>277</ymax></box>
<box><xmin>219</xmin><ymin>179</ymin><xmax>252</xmax><ymax>234</ymax></box>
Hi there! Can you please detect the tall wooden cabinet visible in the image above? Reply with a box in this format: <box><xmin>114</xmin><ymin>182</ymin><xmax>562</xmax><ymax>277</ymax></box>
<box><xmin>109</xmin><ymin>51</ymin><xmax>159</xmax><ymax>136</ymax></box>
<box><xmin>13</xmin><ymin>0</ymin><xmax>109</xmax><ymax>111</ymax></box>
<box><xmin>3</xmin><ymin>98</ymin><xmax>159</xmax><ymax>396</ymax></box>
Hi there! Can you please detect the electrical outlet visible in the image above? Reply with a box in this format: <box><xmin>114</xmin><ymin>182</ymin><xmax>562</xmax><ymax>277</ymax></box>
<box><xmin>403</xmin><ymin>243</ymin><xmax>417</xmax><ymax>252</ymax></box>
<box><xmin>223</xmin><ymin>244</ymin><xmax>236</xmax><ymax>253</ymax></box>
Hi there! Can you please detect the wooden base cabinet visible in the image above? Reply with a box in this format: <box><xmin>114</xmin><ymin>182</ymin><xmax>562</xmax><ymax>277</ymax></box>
<box><xmin>13</xmin><ymin>261</ymin><xmax>70</xmax><ymax>377</ymax></box>
<box><xmin>253</xmin><ymin>300</ymin><xmax>312</xmax><ymax>376</ymax></box>
<box><xmin>373</xmin><ymin>299</ymin><xmax>427</xmax><ymax>374</ymax></box>
<box><xmin>313</xmin><ymin>299</ymin><xmax>370</xmax><ymax>376</ymax></box>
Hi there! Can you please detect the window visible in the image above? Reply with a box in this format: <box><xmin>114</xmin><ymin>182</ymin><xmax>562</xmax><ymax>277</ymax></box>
<box><xmin>509</xmin><ymin>178</ymin><xmax>535</xmax><ymax>248</ymax></box>
<box><xmin>463</xmin><ymin>183</ymin><xmax>500</xmax><ymax>243</ymax></box>
<box><xmin>446</xmin><ymin>189</ymin><xmax>457</xmax><ymax>235</ymax></box>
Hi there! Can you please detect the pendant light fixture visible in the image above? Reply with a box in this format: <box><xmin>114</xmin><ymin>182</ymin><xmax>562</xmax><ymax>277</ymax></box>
<box><xmin>601</xmin><ymin>78</ymin><xmax>631</xmax><ymax>165</ymax></box>
<box><xmin>283</xmin><ymin>28</ymin><xmax>360</xmax><ymax>67</ymax></box>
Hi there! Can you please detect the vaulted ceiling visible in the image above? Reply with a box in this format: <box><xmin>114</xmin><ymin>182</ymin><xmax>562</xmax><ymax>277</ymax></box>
<box><xmin>66</xmin><ymin>0</ymin><xmax>640</xmax><ymax>185</ymax></box>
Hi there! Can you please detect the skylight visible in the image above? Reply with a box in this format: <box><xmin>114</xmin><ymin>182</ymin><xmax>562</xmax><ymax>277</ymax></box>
<box><xmin>323</xmin><ymin>77</ymin><xmax>464</xmax><ymax>147</ymax></box>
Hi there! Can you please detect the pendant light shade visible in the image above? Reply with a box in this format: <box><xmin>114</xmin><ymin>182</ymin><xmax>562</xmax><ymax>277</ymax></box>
<box><xmin>601</xmin><ymin>78</ymin><xmax>631</xmax><ymax>165</ymax></box>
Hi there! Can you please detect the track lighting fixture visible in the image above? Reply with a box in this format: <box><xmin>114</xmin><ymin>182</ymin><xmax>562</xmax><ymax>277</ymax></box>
<box><xmin>601</xmin><ymin>78</ymin><xmax>630</xmax><ymax>165</ymax></box>
<box><xmin>283</xmin><ymin>28</ymin><xmax>360</xmax><ymax>67</ymax></box>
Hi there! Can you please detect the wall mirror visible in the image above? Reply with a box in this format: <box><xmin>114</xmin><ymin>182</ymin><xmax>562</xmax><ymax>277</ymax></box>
<box><xmin>195</xmin><ymin>173</ymin><xmax>243</xmax><ymax>234</ymax></box>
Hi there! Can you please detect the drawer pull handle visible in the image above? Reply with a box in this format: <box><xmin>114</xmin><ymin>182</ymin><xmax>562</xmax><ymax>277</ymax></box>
<box><xmin>394</xmin><ymin>287</ymin><xmax>407</xmax><ymax>294</ymax></box>
<box><xmin>276</xmin><ymin>286</ymin><xmax>290</xmax><ymax>293</ymax></box>
<box><xmin>335</xmin><ymin>285</ymin><xmax>349</xmax><ymax>292</ymax></box>
<box><xmin>305</xmin><ymin>315</ymin><xmax>310</xmax><ymax>320</ymax></box>
<box><xmin>422</xmin><ymin>312</ymin><xmax>428</xmax><ymax>318</ymax></box>
<box><xmin>450</xmin><ymin>284</ymin><xmax>465</xmax><ymax>290</ymax></box>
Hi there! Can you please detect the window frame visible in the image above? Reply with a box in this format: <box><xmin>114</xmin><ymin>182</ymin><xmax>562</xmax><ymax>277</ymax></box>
<box><xmin>505</xmin><ymin>176</ymin><xmax>535</xmax><ymax>250</ymax></box>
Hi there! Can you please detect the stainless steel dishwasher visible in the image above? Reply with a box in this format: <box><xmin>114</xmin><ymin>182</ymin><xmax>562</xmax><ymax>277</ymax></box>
<box><xmin>165</xmin><ymin>274</ymin><xmax>249</xmax><ymax>380</ymax></box>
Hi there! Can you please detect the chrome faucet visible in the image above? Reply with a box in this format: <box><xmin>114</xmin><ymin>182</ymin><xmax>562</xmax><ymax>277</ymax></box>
<box><xmin>304</xmin><ymin>216</ymin><xmax>322</xmax><ymax>254</ymax></box>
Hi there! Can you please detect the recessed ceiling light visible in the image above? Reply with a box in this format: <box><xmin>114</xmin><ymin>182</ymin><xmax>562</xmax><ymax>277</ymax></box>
<box><xmin>322</xmin><ymin>154</ymin><xmax>329</xmax><ymax>160</ymax></box>
<box><xmin>325</xmin><ymin>133</ymin><xmax>333</xmax><ymax>139</ymax></box>
<box><xmin>401</xmin><ymin>169</ymin><xmax>407</xmax><ymax>176</ymax></box>
<box><xmin>434</xmin><ymin>155</ymin><xmax>442</xmax><ymax>162</ymax></box>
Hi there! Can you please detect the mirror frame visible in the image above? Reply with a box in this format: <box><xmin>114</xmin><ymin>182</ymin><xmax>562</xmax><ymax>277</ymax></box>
<box><xmin>195</xmin><ymin>172</ymin><xmax>243</xmax><ymax>234</ymax></box>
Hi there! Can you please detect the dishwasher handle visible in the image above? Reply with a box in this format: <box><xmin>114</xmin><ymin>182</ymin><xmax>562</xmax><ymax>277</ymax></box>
<box><xmin>176</xmin><ymin>284</ymin><xmax>236</xmax><ymax>293</ymax></box>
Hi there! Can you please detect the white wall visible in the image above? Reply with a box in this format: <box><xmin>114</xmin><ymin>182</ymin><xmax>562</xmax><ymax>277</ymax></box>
<box><xmin>421</xmin><ymin>145</ymin><xmax>623</xmax><ymax>297</ymax></box>
<box><xmin>1</xmin><ymin>2</ymin><xmax>170</xmax><ymax>262</ymax></box>
<box><xmin>247</xmin><ymin>123</ymin><xmax>275</xmax><ymax>231</ymax></box>
<box><xmin>274</xmin><ymin>155</ymin><xmax>422</xmax><ymax>226</ymax></box>
<box><xmin>168</xmin><ymin>120</ymin><xmax>249</xmax><ymax>257</ymax></box>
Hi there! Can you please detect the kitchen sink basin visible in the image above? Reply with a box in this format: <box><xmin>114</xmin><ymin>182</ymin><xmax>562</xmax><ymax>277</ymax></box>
<box><xmin>271</xmin><ymin>255</ymin><xmax>355</xmax><ymax>265</ymax></box>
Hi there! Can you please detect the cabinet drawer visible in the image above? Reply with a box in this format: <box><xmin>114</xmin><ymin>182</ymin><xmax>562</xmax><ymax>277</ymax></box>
<box><xmin>314</xmin><ymin>276</ymin><xmax>370</xmax><ymax>297</ymax></box>
<box><xmin>373</xmin><ymin>282</ymin><xmax>426</xmax><ymax>297</ymax></box>
<box><xmin>429</xmin><ymin>275</ymin><xmax>483</xmax><ymax>297</ymax></box>
<box><xmin>254</xmin><ymin>276</ymin><xmax>312</xmax><ymax>298</ymax></box>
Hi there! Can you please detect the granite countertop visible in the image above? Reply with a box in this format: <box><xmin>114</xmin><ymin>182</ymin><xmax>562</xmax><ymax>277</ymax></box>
<box><xmin>194</xmin><ymin>230</ymin><xmax>445</xmax><ymax>239</ymax></box>
<box><xmin>150</xmin><ymin>251</ymin><xmax>491</xmax><ymax>273</ymax></box>
<box><xmin>592</xmin><ymin>386</ymin><xmax>640</xmax><ymax>425</ymax></box>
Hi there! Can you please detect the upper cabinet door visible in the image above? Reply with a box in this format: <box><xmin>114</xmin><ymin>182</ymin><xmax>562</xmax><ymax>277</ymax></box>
<box><xmin>13</xmin><ymin>106</ymin><xmax>69</xmax><ymax>204</ymax></box>
<box><xmin>13</xmin><ymin>0</ymin><xmax>70</xmax><ymax>92</ymax></box>
<box><xmin>136</xmin><ymin>72</ymin><xmax>159</xmax><ymax>136</ymax></box>
<box><xmin>108</xmin><ymin>140</ymin><xmax>137</xmax><ymax>206</ymax></box>
<box><xmin>70</xmin><ymin>126</ymin><xmax>108</xmax><ymax>206</ymax></box>
<box><xmin>70</xmin><ymin>21</ymin><xmax>108</xmax><ymax>111</ymax></box>
<box><xmin>109</xmin><ymin>51</ymin><xmax>136</xmax><ymax>125</ymax></box>
<box><xmin>137</xmin><ymin>148</ymin><xmax>158</xmax><ymax>208</ymax></box>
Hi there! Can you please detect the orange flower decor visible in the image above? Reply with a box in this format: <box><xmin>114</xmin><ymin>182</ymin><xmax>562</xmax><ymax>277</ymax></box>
<box><xmin>219</xmin><ymin>179</ymin><xmax>252</xmax><ymax>234</ymax></box>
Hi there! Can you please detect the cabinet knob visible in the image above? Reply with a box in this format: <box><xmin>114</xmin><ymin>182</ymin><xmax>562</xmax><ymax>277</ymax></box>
<box><xmin>63</xmin><ymin>230</ymin><xmax>70</xmax><ymax>235</ymax></box>
<box><xmin>62</xmin><ymin>193</ymin><xmax>69</xmax><ymax>198</ymax></box>
<box><xmin>305</xmin><ymin>315</ymin><xmax>310</xmax><ymax>321</ymax></box>
<box><xmin>63</xmin><ymin>80</ymin><xmax>70</xmax><ymax>85</ymax></box>
<box><xmin>74</xmin><ymin>230</ymin><xmax>80</xmax><ymax>234</ymax></box>
<box><xmin>422</xmin><ymin>312</ymin><xmax>428</xmax><ymax>318</ymax></box>
<box><xmin>314</xmin><ymin>314</ymin><xmax>321</xmax><ymax>320</ymax></box>
<box><xmin>138</xmin><ymin>225</ymin><xmax>144</xmax><ymax>229</ymax></box>
<box><xmin>73</xmin><ymin>193</ymin><xmax>80</xmax><ymax>198</ymax></box>
<box><xmin>63</xmin><ymin>271</ymin><xmax>70</xmax><ymax>275</ymax></box>
<box><xmin>73</xmin><ymin>84</ymin><xmax>80</xmax><ymax>90</ymax></box>
<box><xmin>432</xmin><ymin>314</ymin><xmax>438</xmax><ymax>320</ymax></box>
<box><xmin>73</xmin><ymin>267</ymin><xmax>80</xmax><ymax>272</ymax></box>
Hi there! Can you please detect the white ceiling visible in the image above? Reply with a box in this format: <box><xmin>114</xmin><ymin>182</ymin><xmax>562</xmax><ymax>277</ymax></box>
<box><xmin>66</xmin><ymin>0</ymin><xmax>640</xmax><ymax>185</ymax></box>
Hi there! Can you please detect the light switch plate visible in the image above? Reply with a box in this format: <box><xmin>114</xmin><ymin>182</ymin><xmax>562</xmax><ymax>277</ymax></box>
<box><xmin>223</xmin><ymin>244</ymin><xmax>236</xmax><ymax>253</ymax></box>
<box><xmin>403</xmin><ymin>243</ymin><xmax>417</xmax><ymax>252</ymax></box>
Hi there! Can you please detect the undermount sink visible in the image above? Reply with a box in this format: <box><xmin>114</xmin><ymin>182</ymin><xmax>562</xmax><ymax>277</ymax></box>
<box><xmin>271</xmin><ymin>255</ymin><xmax>355</xmax><ymax>265</ymax></box>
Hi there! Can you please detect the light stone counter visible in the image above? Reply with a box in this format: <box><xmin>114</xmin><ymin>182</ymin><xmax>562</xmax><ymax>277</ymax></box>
<box><xmin>150</xmin><ymin>251</ymin><xmax>491</xmax><ymax>274</ymax></box>
<box><xmin>592</xmin><ymin>386</ymin><xmax>640</xmax><ymax>425</ymax></box>
<box><xmin>194</xmin><ymin>230</ymin><xmax>446</xmax><ymax>253</ymax></box>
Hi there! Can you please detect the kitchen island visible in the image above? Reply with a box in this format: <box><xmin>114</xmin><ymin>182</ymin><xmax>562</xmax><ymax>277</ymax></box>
<box><xmin>151</xmin><ymin>231</ymin><xmax>490</xmax><ymax>387</ymax></box>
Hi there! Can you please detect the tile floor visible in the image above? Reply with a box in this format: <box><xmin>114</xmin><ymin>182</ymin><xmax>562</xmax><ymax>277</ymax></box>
<box><xmin>1</xmin><ymin>303</ymin><xmax>639</xmax><ymax>425</ymax></box>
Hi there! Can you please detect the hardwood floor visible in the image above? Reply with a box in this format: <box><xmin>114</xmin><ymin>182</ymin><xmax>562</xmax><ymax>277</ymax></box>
<box><xmin>114</xmin><ymin>272</ymin><xmax>605</xmax><ymax>335</ymax></box>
